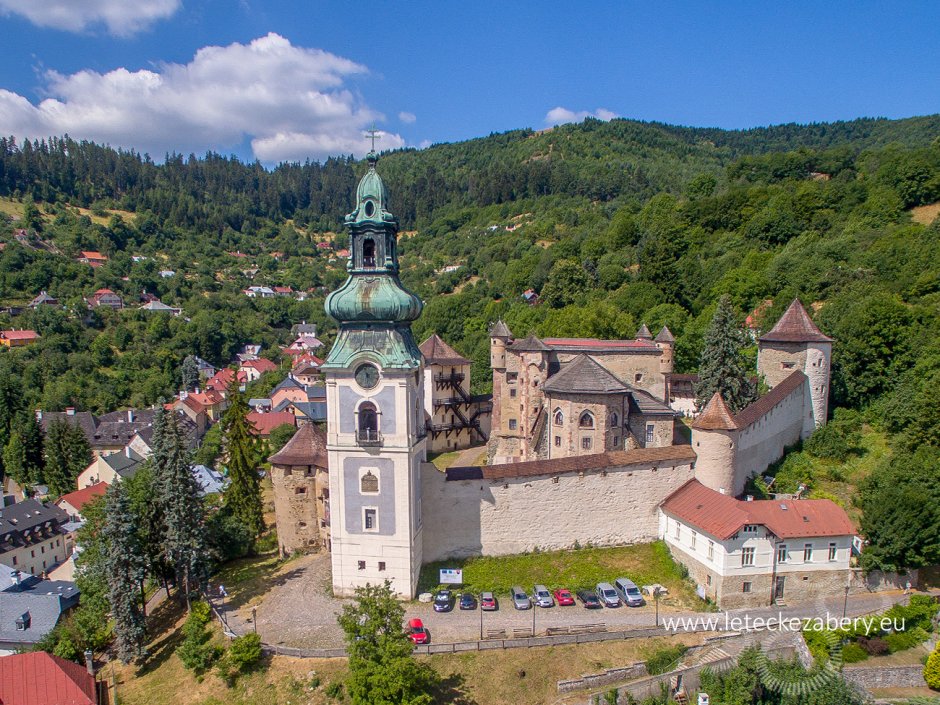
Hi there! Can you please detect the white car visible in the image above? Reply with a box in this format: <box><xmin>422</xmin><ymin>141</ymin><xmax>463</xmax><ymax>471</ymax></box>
<box><xmin>532</xmin><ymin>584</ymin><xmax>554</xmax><ymax>608</ymax></box>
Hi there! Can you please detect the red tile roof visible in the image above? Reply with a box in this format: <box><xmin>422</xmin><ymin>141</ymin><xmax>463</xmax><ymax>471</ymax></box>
<box><xmin>662</xmin><ymin>479</ymin><xmax>855</xmax><ymax>540</ymax></box>
<box><xmin>691</xmin><ymin>393</ymin><xmax>738</xmax><ymax>430</ymax></box>
<box><xmin>759</xmin><ymin>299</ymin><xmax>833</xmax><ymax>344</ymax></box>
<box><xmin>206</xmin><ymin>368</ymin><xmax>246</xmax><ymax>391</ymax></box>
<box><xmin>80</xmin><ymin>251</ymin><xmax>107</xmax><ymax>260</ymax></box>
<box><xmin>268</xmin><ymin>422</ymin><xmax>328</xmax><ymax>467</ymax></box>
<box><xmin>542</xmin><ymin>338</ymin><xmax>660</xmax><ymax>352</ymax></box>
<box><xmin>241</xmin><ymin>358</ymin><xmax>277</xmax><ymax>373</ymax></box>
<box><xmin>247</xmin><ymin>411</ymin><xmax>296</xmax><ymax>436</ymax></box>
<box><xmin>57</xmin><ymin>483</ymin><xmax>109</xmax><ymax>513</ymax></box>
<box><xmin>1</xmin><ymin>329</ymin><xmax>40</xmax><ymax>340</ymax></box>
<box><xmin>0</xmin><ymin>651</ymin><xmax>97</xmax><ymax>705</ymax></box>
<box><xmin>419</xmin><ymin>334</ymin><xmax>470</xmax><ymax>365</ymax></box>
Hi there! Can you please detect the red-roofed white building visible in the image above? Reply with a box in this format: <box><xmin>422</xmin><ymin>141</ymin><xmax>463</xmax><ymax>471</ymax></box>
<box><xmin>660</xmin><ymin>479</ymin><xmax>856</xmax><ymax>608</ymax></box>
<box><xmin>205</xmin><ymin>368</ymin><xmax>247</xmax><ymax>394</ymax></box>
<box><xmin>239</xmin><ymin>357</ymin><xmax>277</xmax><ymax>382</ymax></box>
<box><xmin>0</xmin><ymin>652</ymin><xmax>99</xmax><ymax>705</ymax></box>
<box><xmin>56</xmin><ymin>483</ymin><xmax>109</xmax><ymax>522</ymax></box>
<box><xmin>247</xmin><ymin>411</ymin><xmax>296</xmax><ymax>438</ymax></box>
<box><xmin>87</xmin><ymin>289</ymin><xmax>123</xmax><ymax>310</ymax></box>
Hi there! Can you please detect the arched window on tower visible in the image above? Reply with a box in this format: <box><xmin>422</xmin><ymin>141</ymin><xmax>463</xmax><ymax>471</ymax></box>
<box><xmin>610</xmin><ymin>412</ymin><xmax>619</xmax><ymax>427</ymax></box>
<box><xmin>553</xmin><ymin>409</ymin><xmax>564</xmax><ymax>426</ymax></box>
<box><xmin>362</xmin><ymin>238</ymin><xmax>376</xmax><ymax>268</ymax></box>
<box><xmin>579</xmin><ymin>411</ymin><xmax>595</xmax><ymax>429</ymax></box>
<box><xmin>358</xmin><ymin>402</ymin><xmax>380</xmax><ymax>444</ymax></box>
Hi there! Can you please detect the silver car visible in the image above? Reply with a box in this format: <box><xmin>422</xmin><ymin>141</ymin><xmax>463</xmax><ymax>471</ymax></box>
<box><xmin>532</xmin><ymin>584</ymin><xmax>554</xmax><ymax>608</ymax></box>
<box><xmin>614</xmin><ymin>577</ymin><xmax>646</xmax><ymax>607</ymax></box>
<box><xmin>510</xmin><ymin>585</ymin><xmax>532</xmax><ymax>610</ymax></box>
<box><xmin>596</xmin><ymin>582</ymin><xmax>621</xmax><ymax>608</ymax></box>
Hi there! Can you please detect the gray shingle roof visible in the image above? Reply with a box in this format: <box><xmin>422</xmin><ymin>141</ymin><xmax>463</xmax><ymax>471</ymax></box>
<box><xmin>488</xmin><ymin>320</ymin><xmax>513</xmax><ymax>338</ymax></box>
<box><xmin>654</xmin><ymin>326</ymin><xmax>675</xmax><ymax>344</ymax></box>
<box><xmin>636</xmin><ymin>324</ymin><xmax>653</xmax><ymax>339</ymax></box>
<box><xmin>628</xmin><ymin>389</ymin><xmax>676</xmax><ymax>416</ymax></box>
<box><xmin>543</xmin><ymin>355</ymin><xmax>630</xmax><ymax>395</ymax></box>
<box><xmin>509</xmin><ymin>333</ymin><xmax>550</xmax><ymax>352</ymax></box>
<box><xmin>0</xmin><ymin>500</ymin><xmax>67</xmax><ymax>541</ymax></box>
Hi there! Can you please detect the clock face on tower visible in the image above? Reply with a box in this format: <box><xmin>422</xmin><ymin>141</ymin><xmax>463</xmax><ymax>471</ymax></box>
<box><xmin>355</xmin><ymin>363</ymin><xmax>380</xmax><ymax>390</ymax></box>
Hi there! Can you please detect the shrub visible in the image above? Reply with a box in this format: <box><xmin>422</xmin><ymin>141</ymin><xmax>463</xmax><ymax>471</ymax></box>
<box><xmin>886</xmin><ymin>595</ymin><xmax>939</xmax><ymax>633</ymax></box>
<box><xmin>857</xmin><ymin>636</ymin><xmax>890</xmax><ymax>656</ymax></box>
<box><xmin>645</xmin><ymin>645</ymin><xmax>689</xmax><ymax>675</ymax></box>
<box><xmin>217</xmin><ymin>633</ymin><xmax>263</xmax><ymax>686</ymax></box>
<box><xmin>176</xmin><ymin>607</ymin><xmax>220</xmax><ymax>675</ymax></box>
<box><xmin>841</xmin><ymin>643</ymin><xmax>869</xmax><ymax>663</ymax></box>
<box><xmin>924</xmin><ymin>645</ymin><xmax>940</xmax><ymax>690</ymax></box>
<box><xmin>804</xmin><ymin>409</ymin><xmax>861</xmax><ymax>461</ymax></box>
<box><xmin>325</xmin><ymin>681</ymin><xmax>344</xmax><ymax>699</ymax></box>
<box><xmin>886</xmin><ymin>627</ymin><xmax>930</xmax><ymax>653</ymax></box>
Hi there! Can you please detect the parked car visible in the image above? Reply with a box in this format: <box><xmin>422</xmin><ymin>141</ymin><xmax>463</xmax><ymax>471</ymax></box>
<box><xmin>480</xmin><ymin>591</ymin><xmax>498</xmax><ymax>611</ymax></box>
<box><xmin>596</xmin><ymin>582</ymin><xmax>621</xmax><ymax>608</ymax></box>
<box><xmin>614</xmin><ymin>577</ymin><xmax>646</xmax><ymax>607</ymax></box>
<box><xmin>433</xmin><ymin>589</ymin><xmax>455</xmax><ymax>612</ymax></box>
<box><xmin>407</xmin><ymin>618</ymin><xmax>429</xmax><ymax>644</ymax></box>
<box><xmin>576</xmin><ymin>589</ymin><xmax>602</xmax><ymax>608</ymax></box>
<box><xmin>459</xmin><ymin>592</ymin><xmax>477</xmax><ymax>610</ymax></box>
<box><xmin>553</xmin><ymin>588</ymin><xmax>576</xmax><ymax>606</ymax></box>
<box><xmin>511</xmin><ymin>585</ymin><xmax>532</xmax><ymax>610</ymax></box>
<box><xmin>532</xmin><ymin>584</ymin><xmax>554</xmax><ymax>608</ymax></box>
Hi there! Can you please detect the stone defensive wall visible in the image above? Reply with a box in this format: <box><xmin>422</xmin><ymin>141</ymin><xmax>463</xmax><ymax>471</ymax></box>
<box><xmin>421</xmin><ymin>446</ymin><xmax>697</xmax><ymax>562</ymax></box>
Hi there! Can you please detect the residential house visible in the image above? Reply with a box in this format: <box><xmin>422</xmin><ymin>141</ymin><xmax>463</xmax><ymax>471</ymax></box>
<box><xmin>55</xmin><ymin>484</ymin><xmax>108</xmax><ymax>524</ymax></box>
<box><xmin>287</xmin><ymin>334</ymin><xmax>324</xmax><ymax>352</ymax></box>
<box><xmin>274</xmin><ymin>399</ymin><xmax>327</xmax><ymax>424</ymax></box>
<box><xmin>205</xmin><ymin>367</ymin><xmax>246</xmax><ymax>394</ymax></box>
<box><xmin>247</xmin><ymin>411</ymin><xmax>296</xmax><ymax>438</ymax></box>
<box><xmin>0</xmin><ymin>330</ymin><xmax>39</xmax><ymax>347</ymax></box>
<box><xmin>240</xmin><ymin>357</ymin><xmax>277</xmax><ymax>382</ymax></box>
<box><xmin>140</xmin><ymin>300</ymin><xmax>181</xmax><ymax>315</ymax></box>
<box><xmin>78</xmin><ymin>251</ymin><xmax>108</xmax><ymax>267</ymax></box>
<box><xmin>660</xmin><ymin>479</ymin><xmax>856</xmax><ymax>609</ymax></box>
<box><xmin>87</xmin><ymin>288</ymin><xmax>123</xmax><ymax>310</ymax></box>
<box><xmin>291</xmin><ymin>322</ymin><xmax>318</xmax><ymax>337</ymax></box>
<box><xmin>38</xmin><ymin>408</ymin><xmax>155</xmax><ymax>458</ymax></box>
<box><xmin>0</xmin><ymin>500</ymin><xmax>70</xmax><ymax>577</ymax></box>
<box><xmin>228</xmin><ymin>250</ymin><xmax>250</xmax><ymax>259</ymax></box>
<box><xmin>238</xmin><ymin>343</ymin><xmax>262</xmax><ymax>360</ymax></box>
<box><xmin>521</xmin><ymin>288</ymin><xmax>539</xmax><ymax>305</ymax></box>
<box><xmin>159</xmin><ymin>269</ymin><xmax>176</xmax><ymax>278</ymax></box>
<box><xmin>176</xmin><ymin>389</ymin><xmax>226</xmax><ymax>424</ymax></box>
<box><xmin>192</xmin><ymin>465</ymin><xmax>227</xmax><ymax>496</ymax></box>
<box><xmin>244</xmin><ymin>286</ymin><xmax>275</xmax><ymax>298</ymax></box>
<box><xmin>0</xmin><ymin>575</ymin><xmax>81</xmax><ymax>657</ymax></box>
<box><xmin>193</xmin><ymin>356</ymin><xmax>217</xmax><ymax>379</ymax></box>
<box><xmin>316</xmin><ymin>241</ymin><xmax>332</xmax><ymax>251</ymax></box>
<box><xmin>248</xmin><ymin>398</ymin><xmax>273</xmax><ymax>412</ymax></box>
<box><xmin>127</xmin><ymin>412</ymin><xmax>199</xmax><ymax>457</ymax></box>
<box><xmin>0</xmin><ymin>651</ymin><xmax>99</xmax><ymax>702</ymax></box>
<box><xmin>291</xmin><ymin>354</ymin><xmax>323</xmax><ymax>385</ymax></box>
<box><xmin>76</xmin><ymin>448</ymin><xmax>144</xmax><ymax>489</ymax></box>
<box><xmin>270</xmin><ymin>376</ymin><xmax>325</xmax><ymax>409</ymax></box>
<box><xmin>273</xmin><ymin>286</ymin><xmax>294</xmax><ymax>296</ymax></box>
<box><xmin>28</xmin><ymin>291</ymin><xmax>58</xmax><ymax>308</ymax></box>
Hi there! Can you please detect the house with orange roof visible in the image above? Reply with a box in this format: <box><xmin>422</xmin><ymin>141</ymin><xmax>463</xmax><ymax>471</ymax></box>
<box><xmin>78</xmin><ymin>251</ymin><xmax>108</xmax><ymax>267</ymax></box>
<box><xmin>205</xmin><ymin>367</ymin><xmax>247</xmax><ymax>394</ymax></box>
<box><xmin>0</xmin><ymin>329</ymin><xmax>40</xmax><ymax>347</ymax></box>
<box><xmin>239</xmin><ymin>357</ymin><xmax>277</xmax><ymax>382</ymax></box>
<box><xmin>247</xmin><ymin>411</ymin><xmax>296</xmax><ymax>438</ymax></box>
<box><xmin>87</xmin><ymin>288</ymin><xmax>123</xmax><ymax>310</ymax></box>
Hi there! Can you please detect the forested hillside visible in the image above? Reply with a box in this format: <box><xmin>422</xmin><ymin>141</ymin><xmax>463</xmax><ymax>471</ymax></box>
<box><xmin>2</xmin><ymin>114</ymin><xmax>940</xmax><ymax>569</ymax></box>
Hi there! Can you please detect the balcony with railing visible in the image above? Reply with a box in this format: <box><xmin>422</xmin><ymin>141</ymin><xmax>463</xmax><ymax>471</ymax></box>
<box><xmin>356</xmin><ymin>429</ymin><xmax>383</xmax><ymax>446</ymax></box>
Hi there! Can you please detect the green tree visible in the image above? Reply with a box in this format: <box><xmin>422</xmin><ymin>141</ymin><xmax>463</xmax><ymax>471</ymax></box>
<box><xmin>2</xmin><ymin>431</ymin><xmax>28</xmax><ymax>487</ymax></box>
<box><xmin>44</xmin><ymin>420</ymin><xmax>91</xmax><ymax>496</ymax></box>
<box><xmin>540</xmin><ymin>259</ymin><xmax>591</xmax><ymax>308</ymax></box>
<box><xmin>221</xmin><ymin>388</ymin><xmax>264</xmax><ymax>537</ymax></box>
<box><xmin>268</xmin><ymin>423</ymin><xmax>297</xmax><ymax>454</ymax></box>
<box><xmin>181</xmin><ymin>355</ymin><xmax>200</xmax><ymax>392</ymax></box>
<box><xmin>18</xmin><ymin>412</ymin><xmax>45</xmax><ymax>484</ymax></box>
<box><xmin>176</xmin><ymin>601</ymin><xmax>219</xmax><ymax>675</ymax></box>
<box><xmin>924</xmin><ymin>643</ymin><xmax>940</xmax><ymax>690</ymax></box>
<box><xmin>102</xmin><ymin>482</ymin><xmax>148</xmax><ymax>664</ymax></box>
<box><xmin>694</xmin><ymin>295</ymin><xmax>757</xmax><ymax>413</ymax></box>
<box><xmin>338</xmin><ymin>581</ymin><xmax>439</xmax><ymax>705</ymax></box>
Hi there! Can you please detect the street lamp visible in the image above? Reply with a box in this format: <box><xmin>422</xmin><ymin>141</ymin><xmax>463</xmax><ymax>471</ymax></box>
<box><xmin>655</xmin><ymin>588</ymin><xmax>661</xmax><ymax>627</ymax></box>
<box><xmin>842</xmin><ymin>585</ymin><xmax>850</xmax><ymax>619</ymax></box>
<box><xmin>251</xmin><ymin>605</ymin><xmax>258</xmax><ymax>634</ymax></box>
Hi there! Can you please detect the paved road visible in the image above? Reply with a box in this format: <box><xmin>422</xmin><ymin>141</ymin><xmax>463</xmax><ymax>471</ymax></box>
<box><xmin>218</xmin><ymin>552</ymin><xmax>932</xmax><ymax>649</ymax></box>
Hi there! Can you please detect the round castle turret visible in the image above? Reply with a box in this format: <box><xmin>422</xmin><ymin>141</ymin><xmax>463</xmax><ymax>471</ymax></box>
<box><xmin>654</xmin><ymin>325</ymin><xmax>675</xmax><ymax>375</ymax></box>
<box><xmin>690</xmin><ymin>392</ymin><xmax>738</xmax><ymax>495</ymax></box>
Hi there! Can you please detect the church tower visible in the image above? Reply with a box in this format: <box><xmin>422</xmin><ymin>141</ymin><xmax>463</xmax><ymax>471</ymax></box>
<box><xmin>323</xmin><ymin>146</ymin><xmax>427</xmax><ymax>598</ymax></box>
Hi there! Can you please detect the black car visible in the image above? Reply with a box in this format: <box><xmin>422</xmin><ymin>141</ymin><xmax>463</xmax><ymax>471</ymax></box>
<box><xmin>459</xmin><ymin>592</ymin><xmax>477</xmax><ymax>610</ymax></box>
<box><xmin>576</xmin><ymin>589</ymin><xmax>602</xmax><ymax>609</ymax></box>
<box><xmin>433</xmin><ymin>589</ymin><xmax>455</xmax><ymax>612</ymax></box>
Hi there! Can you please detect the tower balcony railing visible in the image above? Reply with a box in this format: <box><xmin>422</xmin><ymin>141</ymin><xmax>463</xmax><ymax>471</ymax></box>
<box><xmin>356</xmin><ymin>429</ymin><xmax>383</xmax><ymax>446</ymax></box>
<box><xmin>434</xmin><ymin>372</ymin><xmax>465</xmax><ymax>383</ymax></box>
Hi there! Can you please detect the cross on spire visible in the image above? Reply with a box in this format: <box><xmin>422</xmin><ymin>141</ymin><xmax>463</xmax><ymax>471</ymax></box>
<box><xmin>365</xmin><ymin>123</ymin><xmax>381</xmax><ymax>153</ymax></box>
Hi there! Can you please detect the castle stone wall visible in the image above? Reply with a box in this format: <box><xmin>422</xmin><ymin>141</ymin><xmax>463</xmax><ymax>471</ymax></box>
<box><xmin>421</xmin><ymin>458</ymin><xmax>695</xmax><ymax>562</ymax></box>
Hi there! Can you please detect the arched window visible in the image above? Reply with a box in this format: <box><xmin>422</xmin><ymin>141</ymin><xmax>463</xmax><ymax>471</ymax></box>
<box><xmin>579</xmin><ymin>411</ymin><xmax>594</xmax><ymax>429</ymax></box>
<box><xmin>358</xmin><ymin>402</ymin><xmax>379</xmax><ymax>443</ymax></box>
<box><xmin>553</xmin><ymin>409</ymin><xmax>564</xmax><ymax>426</ymax></box>
<box><xmin>610</xmin><ymin>412</ymin><xmax>619</xmax><ymax>427</ymax></box>
<box><xmin>362</xmin><ymin>238</ymin><xmax>376</xmax><ymax>268</ymax></box>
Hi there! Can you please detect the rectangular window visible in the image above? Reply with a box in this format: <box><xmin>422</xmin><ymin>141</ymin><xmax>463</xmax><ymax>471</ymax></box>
<box><xmin>613</xmin><ymin>436</ymin><xmax>620</xmax><ymax>447</ymax></box>
<box><xmin>508</xmin><ymin>418</ymin><xmax>517</xmax><ymax>430</ymax></box>
<box><xmin>294</xmin><ymin>486</ymin><xmax>306</xmax><ymax>494</ymax></box>
<box><xmin>635</xmin><ymin>373</ymin><xmax>643</xmax><ymax>383</ymax></box>
<box><xmin>743</xmin><ymin>525</ymin><xmax>758</xmax><ymax>534</ymax></box>
<box><xmin>506</xmin><ymin>372</ymin><xmax>518</xmax><ymax>383</ymax></box>
<box><xmin>706</xmin><ymin>575</ymin><xmax>712</xmax><ymax>586</ymax></box>
<box><xmin>554</xmin><ymin>435</ymin><xmax>561</xmax><ymax>447</ymax></box>
<box><xmin>804</xmin><ymin>543</ymin><xmax>813</xmax><ymax>562</ymax></box>
<box><xmin>11</xmin><ymin>556</ymin><xmax>16</xmax><ymax>566</ymax></box>
<box><xmin>646</xmin><ymin>424</ymin><xmax>654</xmax><ymax>443</ymax></box>
<box><xmin>378</xmin><ymin>562</ymin><xmax>386</xmax><ymax>572</ymax></box>
<box><xmin>781</xmin><ymin>361</ymin><xmax>795</xmax><ymax>370</ymax></box>
<box><xmin>691</xmin><ymin>531</ymin><xmax>697</xmax><ymax>550</ymax></box>
<box><xmin>828</xmin><ymin>543</ymin><xmax>837</xmax><ymax>561</ymax></box>
<box><xmin>357</xmin><ymin>561</ymin><xmax>365</xmax><ymax>571</ymax></box>
<box><xmin>674</xmin><ymin>522</ymin><xmax>681</xmax><ymax>540</ymax></box>
<box><xmin>777</xmin><ymin>545</ymin><xmax>788</xmax><ymax>563</ymax></box>
<box><xmin>741</xmin><ymin>547</ymin><xmax>755</xmax><ymax>566</ymax></box>
<box><xmin>742</xmin><ymin>581</ymin><xmax>752</xmax><ymax>593</ymax></box>
<box><xmin>708</xmin><ymin>541</ymin><xmax>714</xmax><ymax>561</ymax></box>
<box><xmin>509</xmin><ymin>388</ymin><xmax>517</xmax><ymax>398</ymax></box>
<box><xmin>581</xmin><ymin>437</ymin><xmax>592</xmax><ymax>450</ymax></box>
<box><xmin>364</xmin><ymin>508</ymin><xmax>378</xmax><ymax>531</ymax></box>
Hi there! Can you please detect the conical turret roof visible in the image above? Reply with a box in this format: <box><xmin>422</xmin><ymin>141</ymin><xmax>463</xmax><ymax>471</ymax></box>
<box><xmin>654</xmin><ymin>326</ymin><xmax>675</xmax><ymax>344</ymax></box>
<box><xmin>489</xmin><ymin>320</ymin><xmax>513</xmax><ymax>338</ymax></box>
<box><xmin>268</xmin><ymin>422</ymin><xmax>328</xmax><ymax>468</ymax></box>
<box><xmin>419</xmin><ymin>334</ymin><xmax>470</xmax><ymax>365</ymax></box>
<box><xmin>636</xmin><ymin>324</ymin><xmax>653</xmax><ymax>340</ymax></box>
<box><xmin>759</xmin><ymin>299</ymin><xmax>833</xmax><ymax>344</ymax></box>
<box><xmin>691</xmin><ymin>392</ymin><xmax>738</xmax><ymax>430</ymax></box>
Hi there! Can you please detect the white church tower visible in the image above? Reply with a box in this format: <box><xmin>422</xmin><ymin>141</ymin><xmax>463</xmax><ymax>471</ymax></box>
<box><xmin>322</xmin><ymin>145</ymin><xmax>427</xmax><ymax>598</ymax></box>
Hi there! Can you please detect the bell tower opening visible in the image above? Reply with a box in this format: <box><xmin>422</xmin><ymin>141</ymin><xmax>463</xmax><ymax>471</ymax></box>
<box><xmin>362</xmin><ymin>238</ymin><xmax>376</xmax><ymax>268</ymax></box>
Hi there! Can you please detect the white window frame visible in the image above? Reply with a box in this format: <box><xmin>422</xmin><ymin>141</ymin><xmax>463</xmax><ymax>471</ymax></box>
<box><xmin>707</xmin><ymin>540</ymin><xmax>714</xmax><ymax>561</ymax></box>
<box><xmin>362</xmin><ymin>507</ymin><xmax>379</xmax><ymax>533</ymax></box>
<box><xmin>828</xmin><ymin>542</ymin><xmax>837</xmax><ymax>561</ymax></box>
<box><xmin>804</xmin><ymin>543</ymin><xmax>813</xmax><ymax>562</ymax></box>
<box><xmin>646</xmin><ymin>424</ymin><xmax>654</xmax><ymax>443</ymax></box>
<box><xmin>777</xmin><ymin>544</ymin><xmax>788</xmax><ymax>563</ymax></box>
<box><xmin>741</xmin><ymin>547</ymin><xmax>755</xmax><ymax>567</ymax></box>
<box><xmin>691</xmin><ymin>531</ymin><xmax>697</xmax><ymax>550</ymax></box>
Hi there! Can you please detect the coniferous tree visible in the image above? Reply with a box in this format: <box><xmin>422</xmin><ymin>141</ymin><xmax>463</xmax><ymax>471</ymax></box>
<box><xmin>2</xmin><ymin>431</ymin><xmax>27</xmax><ymax>487</ymax></box>
<box><xmin>694</xmin><ymin>295</ymin><xmax>758</xmax><ymax>413</ymax></box>
<box><xmin>137</xmin><ymin>406</ymin><xmax>172</xmax><ymax>593</ymax></box>
<box><xmin>158</xmin><ymin>411</ymin><xmax>208</xmax><ymax>609</ymax></box>
<box><xmin>0</xmin><ymin>370</ymin><xmax>22</xmax><ymax>479</ymax></box>
<box><xmin>44</xmin><ymin>419</ymin><xmax>91</xmax><ymax>496</ymax></box>
<box><xmin>221</xmin><ymin>387</ymin><xmax>263</xmax><ymax>537</ymax></box>
<box><xmin>180</xmin><ymin>355</ymin><xmax>200</xmax><ymax>392</ymax></box>
<box><xmin>18</xmin><ymin>412</ymin><xmax>45</xmax><ymax>484</ymax></box>
<box><xmin>102</xmin><ymin>482</ymin><xmax>148</xmax><ymax>664</ymax></box>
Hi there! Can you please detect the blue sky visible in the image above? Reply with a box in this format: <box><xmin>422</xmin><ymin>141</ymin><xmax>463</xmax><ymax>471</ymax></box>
<box><xmin>0</xmin><ymin>1</ymin><xmax>937</xmax><ymax>164</ymax></box>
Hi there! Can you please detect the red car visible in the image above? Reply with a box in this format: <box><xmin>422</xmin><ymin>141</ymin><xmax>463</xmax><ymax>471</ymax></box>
<box><xmin>407</xmin><ymin>618</ymin><xmax>429</xmax><ymax>645</ymax></box>
<box><xmin>553</xmin><ymin>588</ymin><xmax>575</xmax><ymax>606</ymax></box>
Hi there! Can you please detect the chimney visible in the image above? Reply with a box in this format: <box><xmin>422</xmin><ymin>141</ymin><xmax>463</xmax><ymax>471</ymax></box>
<box><xmin>179</xmin><ymin>390</ymin><xmax>188</xmax><ymax>401</ymax></box>
<box><xmin>66</xmin><ymin>407</ymin><xmax>76</xmax><ymax>416</ymax></box>
<box><xmin>195</xmin><ymin>387</ymin><xmax>201</xmax><ymax>395</ymax></box>
<box><xmin>84</xmin><ymin>649</ymin><xmax>95</xmax><ymax>676</ymax></box>
<box><xmin>11</xmin><ymin>569</ymin><xmax>21</xmax><ymax>587</ymax></box>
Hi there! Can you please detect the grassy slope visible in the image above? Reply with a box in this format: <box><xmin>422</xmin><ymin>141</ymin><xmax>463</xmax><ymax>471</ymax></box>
<box><xmin>419</xmin><ymin>541</ymin><xmax>703</xmax><ymax>610</ymax></box>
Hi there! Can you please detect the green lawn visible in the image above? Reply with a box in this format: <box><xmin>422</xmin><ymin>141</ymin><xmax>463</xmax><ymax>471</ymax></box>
<box><xmin>428</xmin><ymin>450</ymin><xmax>460</xmax><ymax>471</ymax></box>
<box><xmin>418</xmin><ymin>541</ymin><xmax>705</xmax><ymax>610</ymax></box>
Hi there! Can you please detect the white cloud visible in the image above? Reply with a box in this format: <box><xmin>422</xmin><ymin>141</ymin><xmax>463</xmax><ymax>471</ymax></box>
<box><xmin>0</xmin><ymin>33</ymin><xmax>405</xmax><ymax>163</ymax></box>
<box><xmin>0</xmin><ymin>0</ymin><xmax>180</xmax><ymax>36</ymax></box>
<box><xmin>544</xmin><ymin>106</ymin><xmax>618</xmax><ymax>126</ymax></box>
<box><xmin>398</xmin><ymin>111</ymin><xmax>416</xmax><ymax>124</ymax></box>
